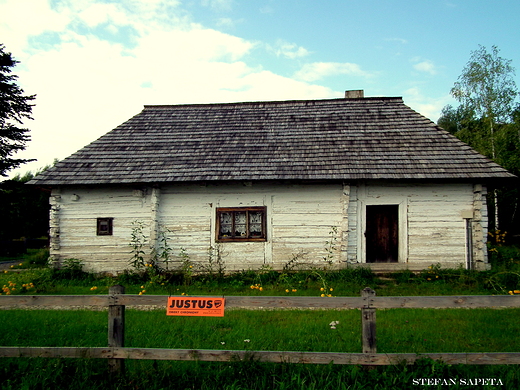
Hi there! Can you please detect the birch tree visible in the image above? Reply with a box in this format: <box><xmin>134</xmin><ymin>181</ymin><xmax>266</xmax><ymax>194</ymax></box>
<box><xmin>450</xmin><ymin>45</ymin><xmax>519</xmax><ymax>229</ymax></box>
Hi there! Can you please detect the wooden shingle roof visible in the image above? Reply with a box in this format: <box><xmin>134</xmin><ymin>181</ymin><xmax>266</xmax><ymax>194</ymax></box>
<box><xmin>30</xmin><ymin>96</ymin><xmax>515</xmax><ymax>185</ymax></box>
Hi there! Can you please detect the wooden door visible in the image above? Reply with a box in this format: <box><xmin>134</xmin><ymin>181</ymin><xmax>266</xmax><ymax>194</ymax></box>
<box><xmin>366</xmin><ymin>205</ymin><xmax>398</xmax><ymax>263</ymax></box>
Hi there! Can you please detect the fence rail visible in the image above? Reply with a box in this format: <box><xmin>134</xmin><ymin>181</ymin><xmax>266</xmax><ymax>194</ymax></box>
<box><xmin>1</xmin><ymin>287</ymin><xmax>520</xmax><ymax>372</ymax></box>
<box><xmin>2</xmin><ymin>293</ymin><xmax>518</xmax><ymax>310</ymax></box>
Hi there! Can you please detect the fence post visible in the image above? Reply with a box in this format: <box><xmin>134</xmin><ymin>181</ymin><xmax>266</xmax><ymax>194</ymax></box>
<box><xmin>108</xmin><ymin>285</ymin><xmax>125</xmax><ymax>376</ymax></box>
<box><xmin>361</xmin><ymin>287</ymin><xmax>376</xmax><ymax>354</ymax></box>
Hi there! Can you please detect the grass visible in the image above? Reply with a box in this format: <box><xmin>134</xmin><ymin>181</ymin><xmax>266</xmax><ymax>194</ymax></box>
<box><xmin>1</xmin><ymin>245</ymin><xmax>520</xmax><ymax>388</ymax></box>
<box><xmin>1</xmin><ymin>358</ymin><xmax>517</xmax><ymax>390</ymax></box>
<box><xmin>2</xmin><ymin>308</ymin><xmax>520</xmax><ymax>353</ymax></box>
<box><xmin>1</xmin><ymin>308</ymin><xmax>520</xmax><ymax>389</ymax></box>
<box><xmin>2</xmin><ymin>253</ymin><xmax>520</xmax><ymax>297</ymax></box>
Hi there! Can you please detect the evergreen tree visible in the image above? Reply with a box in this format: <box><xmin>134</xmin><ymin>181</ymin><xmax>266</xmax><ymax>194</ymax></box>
<box><xmin>0</xmin><ymin>44</ymin><xmax>36</xmax><ymax>176</ymax></box>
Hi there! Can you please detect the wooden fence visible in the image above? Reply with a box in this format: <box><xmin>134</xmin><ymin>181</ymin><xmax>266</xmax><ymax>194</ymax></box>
<box><xmin>1</xmin><ymin>286</ymin><xmax>520</xmax><ymax>374</ymax></box>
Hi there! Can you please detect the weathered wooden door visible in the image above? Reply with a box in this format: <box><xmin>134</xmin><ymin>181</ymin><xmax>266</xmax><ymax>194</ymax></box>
<box><xmin>366</xmin><ymin>205</ymin><xmax>398</xmax><ymax>263</ymax></box>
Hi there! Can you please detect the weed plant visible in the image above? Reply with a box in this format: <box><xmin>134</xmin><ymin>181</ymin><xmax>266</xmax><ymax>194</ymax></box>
<box><xmin>2</xmin><ymin>244</ymin><xmax>520</xmax><ymax>297</ymax></box>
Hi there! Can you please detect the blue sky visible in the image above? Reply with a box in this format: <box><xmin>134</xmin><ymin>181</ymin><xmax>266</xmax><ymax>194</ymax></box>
<box><xmin>2</xmin><ymin>0</ymin><xmax>520</xmax><ymax>177</ymax></box>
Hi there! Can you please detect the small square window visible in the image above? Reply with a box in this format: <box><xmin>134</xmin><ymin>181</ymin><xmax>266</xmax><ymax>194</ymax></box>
<box><xmin>216</xmin><ymin>207</ymin><xmax>266</xmax><ymax>242</ymax></box>
<box><xmin>97</xmin><ymin>218</ymin><xmax>113</xmax><ymax>236</ymax></box>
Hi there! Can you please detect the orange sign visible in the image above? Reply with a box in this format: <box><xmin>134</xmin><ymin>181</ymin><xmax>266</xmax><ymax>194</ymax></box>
<box><xmin>167</xmin><ymin>297</ymin><xmax>225</xmax><ymax>317</ymax></box>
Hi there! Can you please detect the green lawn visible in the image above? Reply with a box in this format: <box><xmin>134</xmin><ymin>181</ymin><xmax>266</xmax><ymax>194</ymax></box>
<box><xmin>1</xmin><ymin>308</ymin><xmax>520</xmax><ymax>389</ymax></box>
<box><xmin>1</xmin><ymin>247</ymin><xmax>520</xmax><ymax>389</ymax></box>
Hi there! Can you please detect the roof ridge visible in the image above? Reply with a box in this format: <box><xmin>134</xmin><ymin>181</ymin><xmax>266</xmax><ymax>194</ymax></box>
<box><xmin>143</xmin><ymin>96</ymin><xmax>404</xmax><ymax>109</ymax></box>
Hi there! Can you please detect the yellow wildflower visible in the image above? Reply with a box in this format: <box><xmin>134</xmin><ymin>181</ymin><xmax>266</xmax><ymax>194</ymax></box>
<box><xmin>514</xmin><ymin>290</ymin><xmax>520</xmax><ymax>294</ymax></box>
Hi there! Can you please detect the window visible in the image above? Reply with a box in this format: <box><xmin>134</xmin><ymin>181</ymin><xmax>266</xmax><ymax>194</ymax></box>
<box><xmin>216</xmin><ymin>207</ymin><xmax>266</xmax><ymax>242</ymax></box>
<box><xmin>97</xmin><ymin>218</ymin><xmax>113</xmax><ymax>236</ymax></box>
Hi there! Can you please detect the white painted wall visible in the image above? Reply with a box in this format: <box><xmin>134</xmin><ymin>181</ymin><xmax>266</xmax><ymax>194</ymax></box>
<box><xmin>349</xmin><ymin>182</ymin><xmax>488</xmax><ymax>269</ymax></box>
<box><xmin>49</xmin><ymin>181</ymin><xmax>488</xmax><ymax>273</ymax></box>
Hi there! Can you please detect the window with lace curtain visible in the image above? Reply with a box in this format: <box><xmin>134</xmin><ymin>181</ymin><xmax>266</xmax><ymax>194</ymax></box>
<box><xmin>216</xmin><ymin>207</ymin><xmax>266</xmax><ymax>242</ymax></box>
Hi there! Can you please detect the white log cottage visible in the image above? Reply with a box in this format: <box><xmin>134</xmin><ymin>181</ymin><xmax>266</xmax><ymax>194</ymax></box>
<box><xmin>30</xmin><ymin>91</ymin><xmax>515</xmax><ymax>273</ymax></box>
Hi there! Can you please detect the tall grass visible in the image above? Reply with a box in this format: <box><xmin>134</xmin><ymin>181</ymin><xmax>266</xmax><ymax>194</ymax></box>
<box><xmin>2</xmin><ymin>263</ymin><xmax>520</xmax><ymax>297</ymax></box>
<box><xmin>1</xmin><ymin>357</ymin><xmax>518</xmax><ymax>390</ymax></box>
<box><xmin>1</xmin><ymin>308</ymin><xmax>520</xmax><ymax>389</ymax></box>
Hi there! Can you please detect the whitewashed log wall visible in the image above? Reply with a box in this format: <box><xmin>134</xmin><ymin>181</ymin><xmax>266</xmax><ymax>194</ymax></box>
<box><xmin>49</xmin><ymin>181</ymin><xmax>489</xmax><ymax>273</ymax></box>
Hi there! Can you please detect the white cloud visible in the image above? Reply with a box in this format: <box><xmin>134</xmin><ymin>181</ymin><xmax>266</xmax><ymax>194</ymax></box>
<box><xmin>403</xmin><ymin>87</ymin><xmax>451</xmax><ymax>120</ymax></box>
<box><xmin>0</xmin><ymin>0</ymin><xmax>69</xmax><ymax>55</ymax></box>
<box><xmin>5</xmin><ymin>0</ymin><xmax>342</xmax><ymax>177</ymax></box>
<box><xmin>201</xmin><ymin>0</ymin><xmax>234</xmax><ymax>12</ymax></box>
<box><xmin>413</xmin><ymin>60</ymin><xmax>437</xmax><ymax>75</ymax></box>
<box><xmin>294</xmin><ymin>62</ymin><xmax>371</xmax><ymax>82</ymax></box>
<box><xmin>268</xmin><ymin>40</ymin><xmax>310</xmax><ymax>59</ymax></box>
<box><xmin>216</xmin><ymin>17</ymin><xmax>236</xmax><ymax>28</ymax></box>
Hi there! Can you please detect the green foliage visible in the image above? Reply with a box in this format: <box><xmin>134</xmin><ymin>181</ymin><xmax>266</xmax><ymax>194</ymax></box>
<box><xmin>200</xmin><ymin>244</ymin><xmax>227</xmax><ymax>279</ymax></box>
<box><xmin>0</xmin><ymin>44</ymin><xmax>36</xmax><ymax>176</ymax></box>
<box><xmin>129</xmin><ymin>220</ymin><xmax>147</xmax><ymax>270</ymax></box>
<box><xmin>151</xmin><ymin>225</ymin><xmax>173</xmax><ymax>271</ymax></box>
<box><xmin>0</xmin><ymin>167</ymin><xmax>51</xmax><ymax>241</ymax></box>
<box><xmin>439</xmin><ymin>45</ymin><xmax>520</xmax><ymax>234</ymax></box>
<box><xmin>323</xmin><ymin>226</ymin><xmax>339</xmax><ymax>265</ymax></box>
<box><xmin>451</xmin><ymin>45</ymin><xmax>518</xmax><ymax>124</ymax></box>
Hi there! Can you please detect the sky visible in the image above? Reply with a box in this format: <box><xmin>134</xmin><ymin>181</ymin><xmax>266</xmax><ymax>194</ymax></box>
<box><xmin>2</xmin><ymin>0</ymin><xmax>520</xmax><ymax>177</ymax></box>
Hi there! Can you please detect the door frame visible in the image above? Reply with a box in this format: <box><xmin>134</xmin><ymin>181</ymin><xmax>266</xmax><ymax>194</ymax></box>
<box><xmin>359</xmin><ymin>199</ymin><xmax>408</xmax><ymax>264</ymax></box>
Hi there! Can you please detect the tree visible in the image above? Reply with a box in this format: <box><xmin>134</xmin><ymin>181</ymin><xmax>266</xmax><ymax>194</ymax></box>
<box><xmin>0</xmin><ymin>168</ymin><xmax>50</xmax><ymax>241</ymax></box>
<box><xmin>0</xmin><ymin>44</ymin><xmax>36</xmax><ymax>176</ymax></box>
<box><xmin>451</xmin><ymin>45</ymin><xmax>518</xmax><ymax>160</ymax></box>
<box><xmin>437</xmin><ymin>104</ymin><xmax>476</xmax><ymax>136</ymax></box>
<box><xmin>448</xmin><ymin>45</ymin><xmax>519</xmax><ymax>230</ymax></box>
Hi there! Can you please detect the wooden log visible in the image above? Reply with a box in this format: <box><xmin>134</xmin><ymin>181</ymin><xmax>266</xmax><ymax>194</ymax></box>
<box><xmin>108</xmin><ymin>285</ymin><xmax>125</xmax><ymax>376</ymax></box>
<box><xmin>0</xmin><ymin>295</ymin><xmax>110</xmax><ymax>308</ymax></box>
<box><xmin>2</xmin><ymin>347</ymin><xmax>519</xmax><ymax>366</ymax></box>
<box><xmin>372</xmin><ymin>295</ymin><xmax>520</xmax><ymax>309</ymax></box>
<box><xmin>1</xmin><ymin>294</ymin><xmax>518</xmax><ymax>310</ymax></box>
<box><xmin>115</xmin><ymin>295</ymin><xmax>365</xmax><ymax>309</ymax></box>
<box><xmin>0</xmin><ymin>347</ymin><xmax>112</xmax><ymax>359</ymax></box>
<box><xmin>361</xmin><ymin>287</ymin><xmax>377</xmax><ymax>354</ymax></box>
